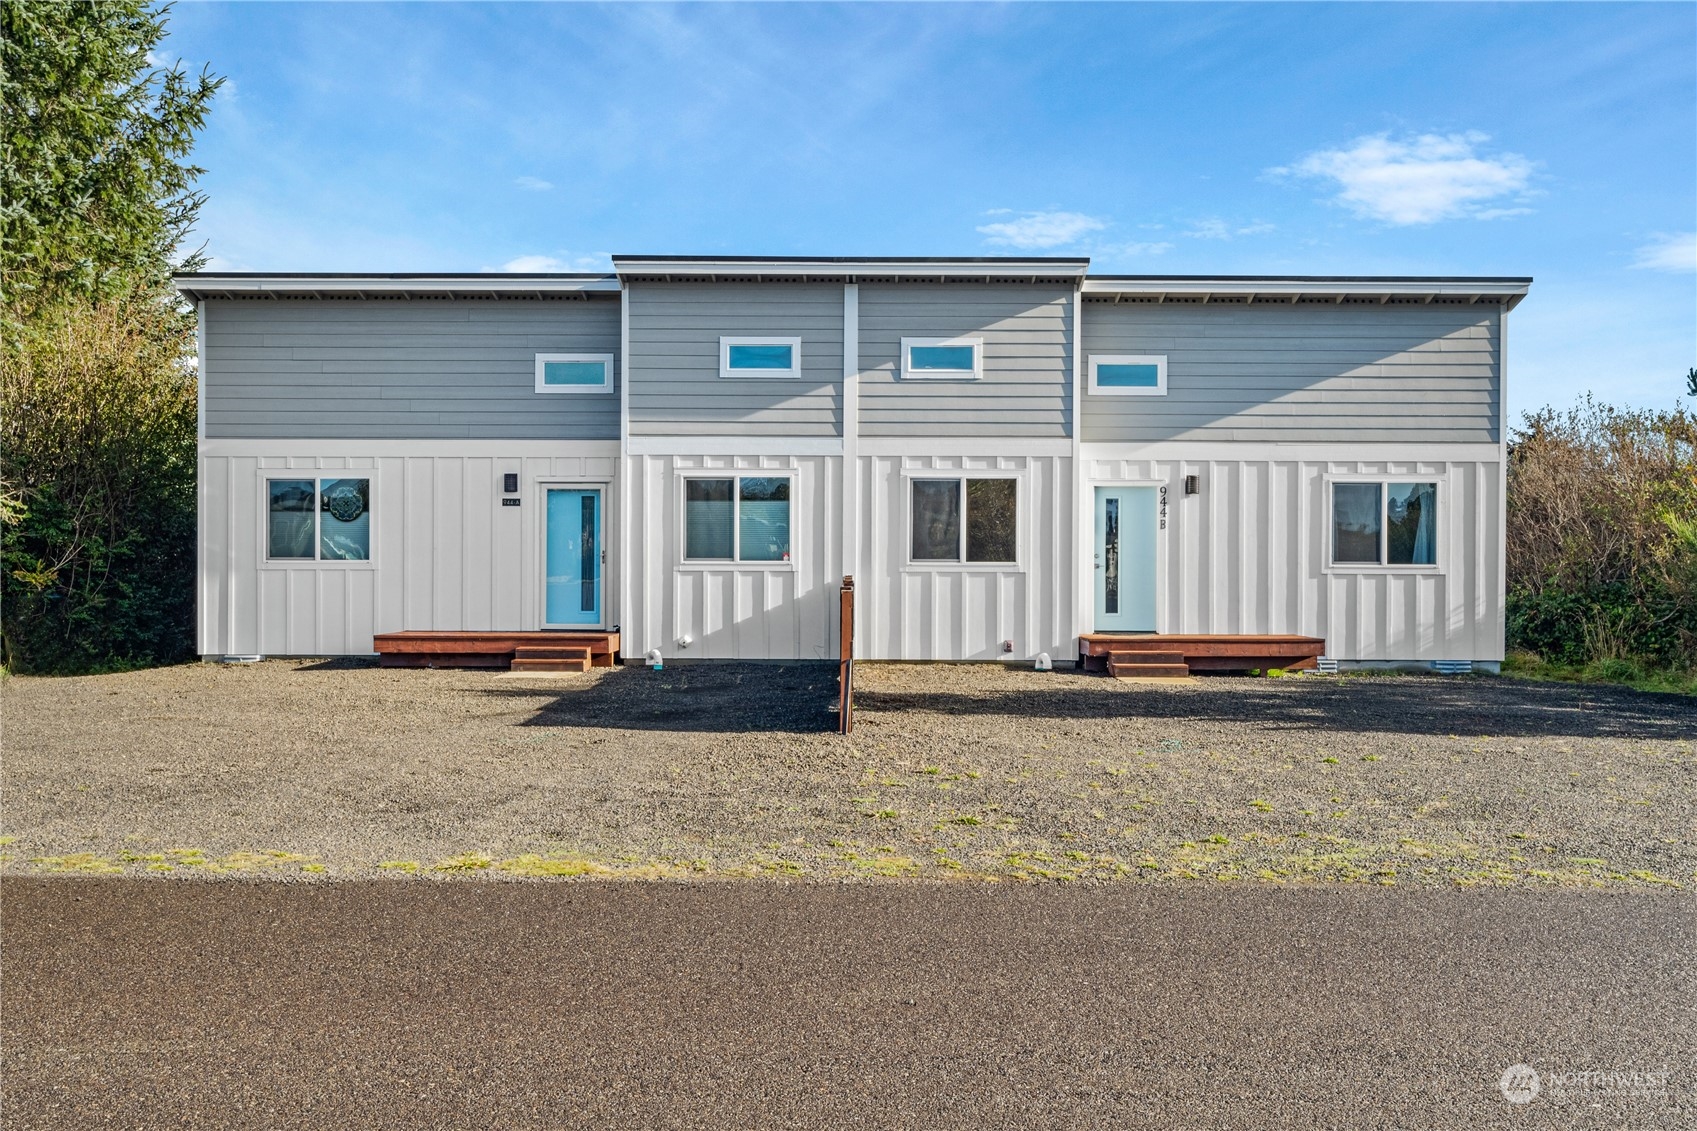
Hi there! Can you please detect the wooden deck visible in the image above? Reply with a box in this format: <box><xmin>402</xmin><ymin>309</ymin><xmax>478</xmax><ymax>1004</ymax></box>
<box><xmin>373</xmin><ymin>631</ymin><xmax>620</xmax><ymax>671</ymax></box>
<box><xmin>1079</xmin><ymin>634</ymin><xmax>1325</xmax><ymax>679</ymax></box>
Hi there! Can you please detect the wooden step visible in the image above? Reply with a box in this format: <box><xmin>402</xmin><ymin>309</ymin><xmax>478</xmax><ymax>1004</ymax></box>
<box><xmin>1108</xmin><ymin>661</ymin><xmax>1191</xmax><ymax>679</ymax></box>
<box><xmin>509</xmin><ymin>656</ymin><xmax>590</xmax><ymax>673</ymax></box>
<box><xmin>1106</xmin><ymin>649</ymin><xmax>1186</xmax><ymax>666</ymax></box>
<box><xmin>375</xmin><ymin>631</ymin><xmax>620</xmax><ymax>670</ymax></box>
<box><xmin>512</xmin><ymin>646</ymin><xmax>592</xmax><ymax>662</ymax></box>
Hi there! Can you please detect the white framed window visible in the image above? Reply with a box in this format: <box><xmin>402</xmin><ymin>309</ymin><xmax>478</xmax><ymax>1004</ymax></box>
<box><xmin>682</xmin><ymin>475</ymin><xmax>793</xmax><ymax>563</ymax></box>
<box><xmin>1329</xmin><ymin>480</ymin><xmax>1439</xmax><ymax>569</ymax></box>
<box><xmin>535</xmin><ymin>353</ymin><xmax>613</xmax><ymax>393</ymax></box>
<box><xmin>1089</xmin><ymin>354</ymin><xmax>1167</xmax><ymax>396</ymax></box>
<box><xmin>719</xmin><ymin>337</ymin><xmax>801</xmax><ymax>380</ymax></box>
<box><xmin>907</xmin><ymin>476</ymin><xmax>1018</xmax><ymax>564</ymax></box>
<box><xmin>901</xmin><ymin>337</ymin><xmax>983</xmax><ymax>381</ymax></box>
<box><xmin>265</xmin><ymin>477</ymin><xmax>372</xmax><ymax>562</ymax></box>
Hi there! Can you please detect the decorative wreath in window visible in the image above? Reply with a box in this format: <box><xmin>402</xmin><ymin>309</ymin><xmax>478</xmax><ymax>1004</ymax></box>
<box><xmin>323</xmin><ymin>483</ymin><xmax>366</xmax><ymax>523</ymax></box>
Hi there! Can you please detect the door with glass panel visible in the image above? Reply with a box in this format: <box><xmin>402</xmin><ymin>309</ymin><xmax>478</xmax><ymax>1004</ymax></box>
<box><xmin>1093</xmin><ymin>486</ymin><xmax>1156</xmax><ymax>632</ymax></box>
<box><xmin>543</xmin><ymin>488</ymin><xmax>603</xmax><ymax>627</ymax></box>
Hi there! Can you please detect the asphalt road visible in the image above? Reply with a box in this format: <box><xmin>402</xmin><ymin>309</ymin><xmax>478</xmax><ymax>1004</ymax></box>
<box><xmin>3</xmin><ymin>881</ymin><xmax>1691</xmax><ymax>1130</ymax></box>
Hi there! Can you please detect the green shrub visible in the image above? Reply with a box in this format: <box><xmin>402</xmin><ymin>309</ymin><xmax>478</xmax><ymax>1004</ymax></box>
<box><xmin>1506</xmin><ymin>397</ymin><xmax>1697</xmax><ymax>672</ymax></box>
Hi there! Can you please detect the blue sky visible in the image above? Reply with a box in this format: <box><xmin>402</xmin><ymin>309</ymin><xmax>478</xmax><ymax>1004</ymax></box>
<box><xmin>161</xmin><ymin>1</ymin><xmax>1695</xmax><ymax>419</ymax></box>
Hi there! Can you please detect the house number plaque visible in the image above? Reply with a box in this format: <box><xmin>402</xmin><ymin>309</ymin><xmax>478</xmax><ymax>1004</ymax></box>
<box><xmin>1158</xmin><ymin>485</ymin><xmax>1168</xmax><ymax>530</ymax></box>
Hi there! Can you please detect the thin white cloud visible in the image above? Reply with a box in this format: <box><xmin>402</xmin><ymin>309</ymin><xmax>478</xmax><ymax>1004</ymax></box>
<box><xmin>1111</xmin><ymin>241</ymin><xmax>1175</xmax><ymax>257</ymax></box>
<box><xmin>1272</xmin><ymin>132</ymin><xmax>1535</xmax><ymax>225</ymax></box>
<box><xmin>1631</xmin><ymin>232</ymin><xmax>1696</xmax><ymax>272</ymax></box>
<box><xmin>497</xmin><ymin>253</ymin><xmax>610</xmax><ymax>273</ymax></box>
<box><xmin>1182</xmin><ymin>218</ymin><xmax>1276</xmax><ymax>241</ymax></box>
<box><xmin>514</xmin><ymin>176</ymin><xmax>553</xmax><ymax>192</ymax></box>
<box><xmin>977</xmin><ymin>210</ymin><xmax>1106</xmax><ymax>250</ymax></box>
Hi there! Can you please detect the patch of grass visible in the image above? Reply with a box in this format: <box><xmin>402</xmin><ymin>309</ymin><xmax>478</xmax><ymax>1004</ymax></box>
<box><xmin>1249</xmin><ymin>799</ymin><xmax>1274</xmax><ymax>812</ymax></box>
<box><xmin>1503</xmin><ymin>651</ymin><xmax>1697</xmax><ymax>696</ymax></box>
<box><xmin>432</xmin><ymin>852</ymin><xmax>494</xmax><ymax>872</ymax></box>
<box><xmin>378</xmin><ymin>860</ymin><xmax>420</xmax><ymax>874</ymax></box>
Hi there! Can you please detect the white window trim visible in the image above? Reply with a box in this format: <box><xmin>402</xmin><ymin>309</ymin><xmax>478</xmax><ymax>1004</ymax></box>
<box><xmin>903</xmin><ymin>472</ymin><xmax>1023</xmax><ymax>569</ymax></box>
<box><xmin>1322</xmin><ymin>475</ymin><xmax>1445</xmax><ymax>574</ymax></box>
<box><xmin>719</xmin><ymin>336</ymin><xmax>801</xmax><ymax>380</ymax></box>
<box><xmin>534</xmin><ymin>353</ymin><xmax>614</xmax><ymax>394</ymax></box>
<box><xmin>901</xmin><ymin>336</ymin><xmax>983</xmax><ymax>381</ymax></box>
<box><xmin>1089</xmin><ymin>354</ymin><xmax>1167</xmax><ymax>397</ymax></box>
<box><xmin>259</xmin><ymin>475</ymin><xmax>377</xmax><ymax>569</ymax></box>
<box><xmin>678</xmin><ymin>473</ymin><xmax>797</xmax><ymax>570</ymax></box>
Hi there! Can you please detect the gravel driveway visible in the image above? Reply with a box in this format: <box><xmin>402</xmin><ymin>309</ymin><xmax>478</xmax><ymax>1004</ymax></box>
<box><xmin>3</xmin><ymin>660</ymin><xmax>1692</xmax><ymax>885</ymax></box>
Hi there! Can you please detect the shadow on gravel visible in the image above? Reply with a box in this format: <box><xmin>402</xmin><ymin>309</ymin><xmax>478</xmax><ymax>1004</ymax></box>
<box><xmin>480</xmin><ymin>665</ymin><xmax>1693</xmax><ymax>740</ymax></box>
<box><xmin>853</xmin><ymin>676</ymin><xmax>1697</xmax><ymax>741</ymax></box>
<box><xmin>486</xmin><ymin>663</ymin><xmax>840</xmax><ymax>734</ymax></box>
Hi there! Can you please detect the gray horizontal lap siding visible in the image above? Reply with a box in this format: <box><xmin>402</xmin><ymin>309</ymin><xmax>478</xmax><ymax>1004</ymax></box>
<box><xmin>858</xmin><ymin>283</ymin><xmax>1073</xmax><ymax>438</ymax></box>
<box><xmin>627</xmin><ymin>283</ymin><xmax>843</xmax><ymax>437</ymax></box>
<box><xmin>1080</xmin><ymin>301</ymin><xmax>1501</xmax><ymax>443</ymax></box>
<box><xmin>201</xmin><ymin>298</ymin><xmax>620</xmax><ymax>440</ymax></box>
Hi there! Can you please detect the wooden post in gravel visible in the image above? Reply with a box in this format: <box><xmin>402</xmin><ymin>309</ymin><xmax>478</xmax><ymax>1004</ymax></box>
<box><xmin>838</xmin><ymin>576</ymin><xmax>855</xmax><ymax>735</ymax></box>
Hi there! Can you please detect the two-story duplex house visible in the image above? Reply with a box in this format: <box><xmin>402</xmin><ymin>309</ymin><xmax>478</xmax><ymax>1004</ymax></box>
<box><xmin>176</xmin><ymin>257</ymin><xmax>1528</xmax><ymax>673</ymax></box>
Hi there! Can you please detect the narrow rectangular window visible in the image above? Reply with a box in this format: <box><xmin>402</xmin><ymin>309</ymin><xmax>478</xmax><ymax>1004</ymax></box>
<box><xmin>318</xmin><ymin>478</ymin><xmax>371</xmax><ymax>561</ymax></box>
<box><xmin>720</xmin><ymin>337</ymin><xmax>801</xmax><ymax>379</ymax></box>
<box><xmin>1089</xmin><ymin>354</ymin><xmax>1167</xmax><ymax>396</ymax></box>
<box><xmin>535</xmin><ymin>353</ymin><xmax>612</xmax><ymax>393</ymax></box>
<box><xmin>911</xmin><ymin>480</ymin><xmax>962</xmax><ymax>561</ymax></box>
<box><xmin>965</xmin><ymin>478</ymin><xmax>1017</xmax><ymax>563</ymax></box>
<box><xmin>580</xmin><ymin>494</ymin><xmax>598</xmax><ymax>611</ymax></box>
<box><xmin>728</xmin><ymin>344</ymin><xmax>793</xmax><ymax>370</ymax></box>
<box><xmin>737</xmin><ymin>477</ymin><xmax>791</xmax><ymax>562</ymax></box>
<box><xmin>901</xmin><ymin>338</ymin><xmax>982</xmax><ymax>380</ymax></box>
<box><xmin>1386</xmin><ymin>483</ymin><xmax>1437</xmax><ymax>565</ymax></box>
<box><xmin>909</xmin><ymin>345</ymin><xmax>976</xmax><ymax>371</ymax></box>
<box><xmin>1104</xmin><ymin>497</ymin><xmax>1120</xmax><ymax>614</ymax></box>
<box><xmin>268</xmin><ymin>480</ymin><xmax>316</xmax><ymax>559</ymax></box>
<box><xmin>1332</xmin><ymin>483</ymin><xmax>1383</xmax><ymax>565</ymax></box>
<box><xmin>685</xmin><ymin>479</ymin><xmax>735</xmax><ymax>559</ymax></box>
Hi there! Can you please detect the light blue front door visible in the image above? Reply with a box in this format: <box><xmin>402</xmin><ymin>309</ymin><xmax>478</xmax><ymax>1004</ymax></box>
<box><xmin>1094</xmin><ymin>486</ymin><xmax>1156</xmax><ymax>632</ymax></box>
<box><xmin>545</xmin><ymin>488</ymin><xmax>602</xmax><ymax>627</ymax></box>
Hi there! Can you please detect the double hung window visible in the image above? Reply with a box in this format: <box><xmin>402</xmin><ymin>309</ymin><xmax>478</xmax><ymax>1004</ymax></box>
<box><xmin>267</xmin><ymin>478</ymin><xmax>372</xmax><ymax>561</ymax></box>
<box><xmin>684</xmin><ymin>476</ymin><xmax>792</xmax><ymax>562</ymax></box>
<box><xmin>1331</xmin><ymin>482</ymin><xmax>1438</xmax><ymax>566</ymax></box>
<box><xmin>909</xmin><ymin>478</ymin><xmax>1017</xmax><ymax>563</ymax></box>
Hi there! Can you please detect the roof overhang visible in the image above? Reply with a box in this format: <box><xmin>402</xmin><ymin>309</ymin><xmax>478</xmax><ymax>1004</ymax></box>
<box><xmin>1082</xmin><ymin>275</ymin><xmax>1531</xmax><ymax>310</ymax></box>
<box><xmin>612</xmin><ymin>255</ymin><xmax>1090</xmax><ymax>284</ymax></box>
<box><xmin>171</xmin><ymin>272</ymin><xmax>621</xmax><ymax>301</ymax></box>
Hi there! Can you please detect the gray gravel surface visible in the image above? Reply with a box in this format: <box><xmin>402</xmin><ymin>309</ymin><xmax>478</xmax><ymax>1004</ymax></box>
<box><xmin>3</xmin><ymin>879</ymin><xmax>1691</xmax><ymax>1129</ymax></box>
<box><xmin>3</xmin><ymin>661</ymin><xmax>1693</xmax><ymax>885</ymax></box>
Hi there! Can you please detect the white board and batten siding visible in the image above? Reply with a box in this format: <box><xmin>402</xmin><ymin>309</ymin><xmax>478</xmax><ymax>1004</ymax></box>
<box><xmin>1080</xmin><ymin>443</ymin><xmax>1505</xmax><ymax>662</ymax></box>
<box><xmin>857</xmin><ymin>451</ymin><xmax>1076</xmax><ymax>661</ymax></box>
<box><xmin>198</xmin><ymin>441</ymin><xmax>619</xmax><ymax>657</ymax></box>
<box><xmin>624</xmin><ymin>453</ymin><xmax>843</xmax><ymax>661</ymax></box>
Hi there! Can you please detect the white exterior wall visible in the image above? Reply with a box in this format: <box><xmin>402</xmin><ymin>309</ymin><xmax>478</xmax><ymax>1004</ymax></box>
<box><xmin>198</xmin><ymin>439</ymin><xmax>620</xmax><ymax>657</ymax></box>
<box><xmin>623</xmin><ymin>452</ymin><xmax>843</xmax><ymax>661</ymax></box>
<box><xmin>857</xmin><ymin>444</ymin><xmax>1076</xmax><ymax>662</ymax></box>
<box><xmin>1078</xmin><ymin>442</ymin><xmax>1505</xmax><ymax>662</ymax></box>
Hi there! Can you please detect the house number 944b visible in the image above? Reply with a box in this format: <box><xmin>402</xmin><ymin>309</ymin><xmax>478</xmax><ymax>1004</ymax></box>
<box><xmin>1159</xmin><ymin>485</ymin><xmax>1168</xmax><ymax>530</ymax></box>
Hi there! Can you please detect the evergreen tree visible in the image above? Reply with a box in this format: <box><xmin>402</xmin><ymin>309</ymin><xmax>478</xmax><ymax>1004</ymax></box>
<box><xmin>1</xmin><ymin>1</ymin><xmax>221</xmax><ymax>672</ymax></box>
